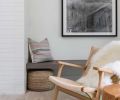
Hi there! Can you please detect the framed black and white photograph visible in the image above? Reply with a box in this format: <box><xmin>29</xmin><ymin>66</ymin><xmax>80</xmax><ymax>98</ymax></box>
<box><xmin>62</xmin><ymin>0</ymin><xmax>117</xmax><ymax>37</ymax></box>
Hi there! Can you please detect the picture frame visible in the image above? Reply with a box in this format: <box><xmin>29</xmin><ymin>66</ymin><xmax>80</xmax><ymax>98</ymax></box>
<box><xmin>62</xmin><ymin>0</ymin><xmax>117</xmax><ymax>37</ymax></box>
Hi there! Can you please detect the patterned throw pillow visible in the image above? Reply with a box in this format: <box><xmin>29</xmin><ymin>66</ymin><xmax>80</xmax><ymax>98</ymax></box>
<box><xmin>28</xmin><ymin>38</ymin><xmax>53</xmax><ymax>63</ymax></box>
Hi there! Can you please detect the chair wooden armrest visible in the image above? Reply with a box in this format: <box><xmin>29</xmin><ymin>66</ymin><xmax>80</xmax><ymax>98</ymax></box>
<box><xmin>93</xmin><ymin>67</ymin><xmax>113</xmax><ymax>74</ymax></box>
<box><xmin>49</xmin><ymin>76</ymin><xmax>96</xmax><ymax>93</ymax></box>
<box><xmin>93</xmin><ymin>66</ymin><xmax>114</xmax><ymax>99</ymax></box>
<box><xmin>81</xmin><ymin>86</ymin><xmax>96</xmax><ymax>93</ymax></box>
<box><xmin>57</xmin><ymin>61</ymin><xmax>84</xmax><ymax>77</ymax></box>
<box><xmin>58</xmin><ymin>61</ymin><xmax>83</xmax><ymax>69</ymax></box>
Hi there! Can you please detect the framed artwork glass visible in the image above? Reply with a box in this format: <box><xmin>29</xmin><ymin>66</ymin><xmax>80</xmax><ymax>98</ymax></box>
<box><xmin>62</xmin><ymin>0</ymin><xmax>117</xmax><ymax>37</ymax></box>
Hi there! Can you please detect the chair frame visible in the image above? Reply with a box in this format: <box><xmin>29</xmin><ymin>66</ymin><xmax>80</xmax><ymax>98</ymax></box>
<box><xmin>50</xmin><ymin>47</ymin><xmax>114</xmax><ymax>100</ymax></box>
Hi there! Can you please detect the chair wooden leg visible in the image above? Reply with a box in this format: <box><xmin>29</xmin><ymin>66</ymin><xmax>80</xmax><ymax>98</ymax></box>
<box><xmin>53</xmin><ymin>86</ymin><xmax>59</xmax><ymax>100</ymax></box>
<box><xmin>92</xmin><ymin>92</ymin><xmax>99</xmax><ymax>100</ymax></box>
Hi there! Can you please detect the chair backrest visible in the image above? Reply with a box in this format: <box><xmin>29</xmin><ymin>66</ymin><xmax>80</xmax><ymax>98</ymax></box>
<box><xmin>84</xmin><ymin>46</ymin><xmax>99</xmax><ymax>74</ymax></box>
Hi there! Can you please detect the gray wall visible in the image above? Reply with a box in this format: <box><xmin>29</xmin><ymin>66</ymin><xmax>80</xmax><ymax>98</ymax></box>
<box><xmin>26</xmin><ymin>0</ymin><xmax>120</xmax><ymax>60</ymax></box>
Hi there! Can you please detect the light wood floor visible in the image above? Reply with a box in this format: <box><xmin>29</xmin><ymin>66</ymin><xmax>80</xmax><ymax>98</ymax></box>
<box><xmin>0</xmin><ymin>90</ymin><xmax>78</xmax><ymax>100</ymax></box>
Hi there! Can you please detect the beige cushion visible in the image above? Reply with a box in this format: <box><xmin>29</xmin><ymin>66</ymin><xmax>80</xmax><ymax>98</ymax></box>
<box><xmin>28</xmin><ymin>38</ymin><xmax>53</xmax><ymax>63</ymax></box>
<box><xmin>49</xmin><ymin>76</ymin><xmax>93</xmax><ymax>98</ymax></box>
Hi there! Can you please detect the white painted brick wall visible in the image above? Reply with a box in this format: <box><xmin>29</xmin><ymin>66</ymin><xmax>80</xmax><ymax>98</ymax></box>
<box><xmin>0</xmin><ymin>0</ymin><xmax>25</xmax><ymax>94</ymax></box>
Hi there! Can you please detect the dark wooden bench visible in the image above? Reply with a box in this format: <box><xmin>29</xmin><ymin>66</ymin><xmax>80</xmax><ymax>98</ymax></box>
<box><xmin>26</xmin><ymin>60</ymin><xmax>86</xmax><ymax>80</ymax></box>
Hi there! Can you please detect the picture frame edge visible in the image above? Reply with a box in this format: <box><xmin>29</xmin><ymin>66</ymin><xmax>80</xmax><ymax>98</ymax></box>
<box><xmin>61</xmin><ymin>0</ymin><xmax>118</xmax><ymax>37</ymax></box>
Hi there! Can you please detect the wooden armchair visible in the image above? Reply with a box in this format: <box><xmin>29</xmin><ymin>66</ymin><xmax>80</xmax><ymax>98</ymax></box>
<box><xmin>49</xmin><ymin>47</ymin><xmax>114</xmax><ymax>100</ymax></box>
